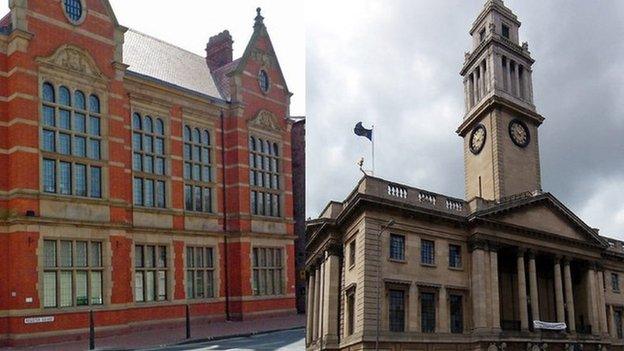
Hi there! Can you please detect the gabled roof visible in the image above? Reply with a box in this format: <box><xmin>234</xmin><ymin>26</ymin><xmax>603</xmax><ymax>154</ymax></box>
<box><xmin>212</xmin><ymin>58</ymin><xmax>240</xmax><ymax>101</ymax></box>
<box><xmin>472</xmin><ymin>192</ymin><xmax>608</xmax><ymax>248</ymax></box>
<box><xmin>123</xmin><ymin>29</ymin><xmax>223</xmax><ymax>99</ymax></box>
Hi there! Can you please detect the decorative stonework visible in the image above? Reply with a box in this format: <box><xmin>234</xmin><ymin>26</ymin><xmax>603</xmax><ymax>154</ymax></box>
<box><xmin>36</xmin><ymin>44</ymin><xmax>104</xmax><ymax>81</ymax></box>
<box><xmin>251</xmin><ymin>48</ymin><xmax>275</xmax><ymax>69</ymax></box>
<box><xmin>249</xmin><ymin>109</ymin><xmax>284</xmax><ymax>133</ymax></box>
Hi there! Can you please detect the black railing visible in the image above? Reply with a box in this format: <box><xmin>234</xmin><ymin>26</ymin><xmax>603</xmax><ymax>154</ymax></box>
<box><xmin>501</xmin><ymin>320</ymin><xmax>521</xmax><ymax>331</ymax></box>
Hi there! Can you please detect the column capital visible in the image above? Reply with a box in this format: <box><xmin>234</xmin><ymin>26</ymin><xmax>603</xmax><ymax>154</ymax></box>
<box><xmin>469</xmin><ymin>239</ymin><xmax>489</xmax><ymax>252</ymax></box>
<box><xmin>527</xmin><ymin>249</ymin><xmax>537</xmax><ymax>259</ymax></box>
<box><xmin>488</xmin><ymin>242</ymin><xmax>501</xmax><ymax>252</ymax></box>
<box><xmin>517</xmin><ymin>247</ymin><xmax>527</xmax><ymax>257</ymax></box>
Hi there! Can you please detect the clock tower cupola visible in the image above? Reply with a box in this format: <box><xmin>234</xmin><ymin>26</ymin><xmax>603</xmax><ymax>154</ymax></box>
<box><xmin>457</xmin><ymin>0</ymin><xmax>544</xmax><ymax>202</ymax></box>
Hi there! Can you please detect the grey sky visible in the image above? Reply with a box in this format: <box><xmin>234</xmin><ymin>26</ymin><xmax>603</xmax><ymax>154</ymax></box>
<box><xmin>306</xmin><ymin>0</ymin><xmax>624</xmax><ymax>238</ymax></box>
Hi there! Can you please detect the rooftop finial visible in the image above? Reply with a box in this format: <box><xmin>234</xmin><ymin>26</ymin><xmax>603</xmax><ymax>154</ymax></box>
<box><xmin>254</xmin><ymin>7</ymin><xmax>264</xmax><ymax>27</ymax></box>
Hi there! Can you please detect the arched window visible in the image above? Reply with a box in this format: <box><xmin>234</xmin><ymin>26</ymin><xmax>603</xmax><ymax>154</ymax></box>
<box><xmin>132</xmin><ymin>112</ymin><xmax>166</xmax><ymax>208</ymax></box>
<box><xmin>89</xmin><ymin>95</ymin><xmax>100</xmax><ymax>113</ymax></box>
<box><xmin>41</xmin><ymin>82</ymin><xmax>102</xmax><ymax>199</ymax></box>
<box><xmin>183</xmin><ymin>125</ymin><xmax>214</xmax><ymax>213</ymax></box>
<box><xmin>249</xmin><ymin>135</ymin><xmax>281</xmax><ymax>217</ymax></box>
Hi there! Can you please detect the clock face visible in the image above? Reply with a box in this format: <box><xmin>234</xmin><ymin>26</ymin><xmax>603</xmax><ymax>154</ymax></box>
<box><xmin>509</xmin><ymin>119</ymin><xmax>530</xmax><ymax>148</ymax></box>
<box><xmin>469</xmin><ymin>124</ymin><xmax>486</xmax><ymax>155</ymax></box>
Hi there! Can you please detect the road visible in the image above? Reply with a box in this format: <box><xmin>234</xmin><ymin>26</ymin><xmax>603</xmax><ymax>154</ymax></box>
<box><xmin>142</xmin><ymin>328</ymin><xmax>305</xmax><ymax>351</ymax></box>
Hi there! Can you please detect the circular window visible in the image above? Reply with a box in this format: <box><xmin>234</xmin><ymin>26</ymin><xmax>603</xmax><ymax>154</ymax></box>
<box><xmin>258</xmin><ymin>70</ymin><xmax>270</xmax><ymax>93</ymax></box>
<box><xmin>63</xmin><ymin>0</ymin><xmax>85</xmax><ymax>25</ymax></box>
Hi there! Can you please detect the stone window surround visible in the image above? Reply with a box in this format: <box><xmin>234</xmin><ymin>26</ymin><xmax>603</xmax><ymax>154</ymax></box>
<box><xmin>133</xmin><ymin>243</ymin><xmax>171</xmax><ymax>303</ymax></box>
<box><xmin>388</xmin><ymin>233</ymin><xmax>406</xmax><ymax>263</ymax></box>
<box><xmin>448</xmin><ymin>242</ymin><xmax>464</xmax><ymax>270</ymax></box>
<box><xmin>248</xmin><ymin>132</ymin><xmax>283</xmax><ymax>218</ymax></box>
<box><xmin>348</xmin><ymin>239</ymin><xmax>356</xmax><ymax>269</ymax></box>
<box><xmin>251</xmin><ymin>246</ymin><xmax>285</xmax><ymax>297</ymax></box>
<box><xmin>383</xmin><ymin>281</ymin><xmax>410</xmax><ymax>333</ymax></box>
<box><xmin>182</xmin><ymin>124</ymin><xmax>216</xmax><ymax>214</ymax></box>
<box><xmin>420</xmin><ymin>238</ymin><xmax>436</xmax><ymax>267</ymax></box>
<box><xmin>344</xmin><ymin>284</ymin><xmax>356</xmax><ymax>336</ymax></box>
<box><xmin>184</xmin><ymin>246</ymin><xmax>216</xmax><ymax>300</ymax></box>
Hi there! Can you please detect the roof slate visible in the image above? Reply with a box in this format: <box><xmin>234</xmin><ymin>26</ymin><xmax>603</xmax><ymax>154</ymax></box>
<box><xmin>123</xmin><ymin>29</ymin><xmax>223</xmax><ymax>99</ymax></box>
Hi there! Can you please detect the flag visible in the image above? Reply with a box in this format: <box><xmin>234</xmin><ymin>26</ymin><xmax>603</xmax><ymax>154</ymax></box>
<box><xmin>354</xmin><ymin>122</ymin><xmax>372</xmax><ymax>141</ymax></box>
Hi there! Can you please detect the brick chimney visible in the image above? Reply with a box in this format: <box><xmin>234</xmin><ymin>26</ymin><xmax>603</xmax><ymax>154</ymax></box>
<box><xmin>206</xmin><ymin>30</ymin><xmax>233</xmax><ymax>72</ymax></box>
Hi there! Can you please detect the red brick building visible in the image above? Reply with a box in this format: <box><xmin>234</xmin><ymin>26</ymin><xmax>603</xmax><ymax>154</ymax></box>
<box><xmin>0</xmin><ymin>0</ymin><xmax>298</xmax><ymax>346</ymax></box>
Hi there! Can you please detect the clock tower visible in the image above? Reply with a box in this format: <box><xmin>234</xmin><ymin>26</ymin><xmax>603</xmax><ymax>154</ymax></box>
<box><xmin>457</xmin><ymin>0</ymin><xmax>544</xmax><ymax>202</ymax></box>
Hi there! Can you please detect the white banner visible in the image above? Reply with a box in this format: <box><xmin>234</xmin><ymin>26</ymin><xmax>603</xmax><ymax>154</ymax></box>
<box><xmin>533</xmin><ymin>320</ymin><xmax>566</xmax><ymax>330</ymax></box>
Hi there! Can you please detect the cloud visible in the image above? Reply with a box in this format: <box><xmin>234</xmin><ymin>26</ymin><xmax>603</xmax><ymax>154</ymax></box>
<box><xmin>306</xmin><ymin>0</ymin><xmax>624</xmax><ymax>239</ymax></box>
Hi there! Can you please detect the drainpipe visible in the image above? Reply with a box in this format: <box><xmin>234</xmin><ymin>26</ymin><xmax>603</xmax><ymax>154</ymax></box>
<box><xmin>220</xmin><ymin>110</ymin><xmax>230</xmax><ymax>321</ymax></box>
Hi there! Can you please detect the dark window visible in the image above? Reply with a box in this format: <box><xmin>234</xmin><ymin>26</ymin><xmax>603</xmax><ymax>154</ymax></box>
<box><xmin>252</xmin><ymin>248</ymin><xmax>283</xmax><ymax>296</ymax></box>
<box><xmin>421</xmin><ymin>292</ymin><xmax>436</xmax><ymax>333</ymax></box>
<box><xmin>449</xmin><ymin>244</ymin><xmax>462</xmax><ymax>268</ymax></box>
<box><xmin>346</xmin><ymin>288</ymin><xmax>355</xmax><ymax>335</ymax></box>
<box><xmin>349</xmin><ymin>240</ymin><xmax>356</xmax><ymax>267</ymax></box>
<box><xmin>64</xmin><ymin>0</ymin><xmax>83</xmax><ymax>22</ymax></box>
<box><xmin>450</xmin><ymin>294</ymin><xmax>464</xmax><ymax>333</ymax></box>
<box><xmin>502</xmin><ymin>24</ymin><xmax>510</xmax><ymax>39</ymax></box>
<box><xmin>613</xmin><ymin>273</ymin><xmax>620</xmax><ymax>292</ymax></box>
<box><xmin>479</xmin><ymin>28</ymin><xmax>486</xmax><ymax>42</ymax></box>
<box><xmin>421</xmin><ymin>240</ymin><xmax>435</xmax><ymax>265</ymax></box>
<box><xmin>390</xmin><ymin>234</ymin><xmax>405</xmax><ymax>261</ymax></box>
<box><xmin>615</xmin><ymin>310</ymin><xmax>623</xmax><ymax>339</ymax></box>
<box><xmin>249</xmin><ymin>136</ymin><xmax>281</xmax><ymax>217</ymax></box>
<box><xmin>258</xmin><ymin>70</ymin><xmax>270</xmax><ymax>92</ymax></box>
<box><xmin>134</xmin><ymin>245</ymin><xmax>168</xmax><ymax>302</ymax></box>
<box><xmin>389</xmin><ymin>289</ymin><xmax>405</xmax><ymax>332</ymax></box>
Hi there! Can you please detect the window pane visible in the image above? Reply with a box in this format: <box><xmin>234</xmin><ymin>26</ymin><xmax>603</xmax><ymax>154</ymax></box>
<box><xmin>143</xmin><ymin>135</ymin><xmax>153</xmax><ymax>153</ymax></box>
<box><xmin>201</xmin><ymin>148</ymin><xmax>209</xmax><ymax>163</ymax></box>
<box><xmin>135</xmin><ymin>245</ymin><xmax>143</xmax><ymax>268</ymax></box>
<box><xmin>60</xmin><ymin>109</ymin><xmax>71</xmax><ymax>129</ymax></box>
<box><xmin>91</xmin><ymin>271</ymin><xmax>103</xmax><ymax>305</ymax></box>
<box><xmin>421</xmin><ymin>240</ymin><xmax>435</xmax><ymax>265</ymax></box>
<box><xmin>88</xmin><ymin>139</ymin><xmax>100</xmax><ymax>160</ymax></box>
<box><xmin>203</xmin><ymin>188</ymin><xmax>212</xmax><ymax>213</ymax></box>
<box><xmin>75</xmin><ymin>241</ymin><xmax>87</xmax><ymax>267</ymax></box>
<box><xmin>133</xmin><ymin>178</ymin><xmax>143</xmax><ymax>205</ymax></box>
<box><xmin>206</xmin><ymin>248</ymin><xmax>214</xmax><ymax>268</ymax></box>
<box><xmin>183</xmin><ymin>144</ymin><xmax>191</xmax><ymax>161</ymax></box>
<box><xmin>206</xmin><ymin>271</ymin><xmax>214</xmax><ymax>298</ymax></box>
<box><xmin>89</xmin><ymin>116</ymin><xmax>101</xmax><ymax>136</ymax></box>
<box><xmin>59</xmin><ymin>161</ymin><xmax>72</xmax><ymax>195</ymax></box>
<box><xmin>184</xmin><ymin>162</ymin><xmax>191</xmax><ymax>180</ymax></box>
<box><xmin>132</xmin><ymin>133</ymin><xmax>142</xmax><ymax>151</ymax></box>
<box><xmin>60</xmin><ymin>240</ymin><xmax>73</xmax><ymax>267</ymax></box>
<box><xmin>76</xmin><ymin>271</ymin><xmax>88</xmax><ymax>306</ymax></box>
<box><xmin>42</xmin><ymin>129</ymin><xmax>55</xmax><ymax>152</ymax></box>
<box><xmin>195</xmin><ymin>271</ymin><xmax>204</xmax><ymax>298</ymax></box>
<box><xmin>185</xmin><ymin>185</ymin><xmax>193</xmax><ymax>211</ymax></box>
<box><xmin>74</xmin><ymin>113</ymin><xmax>86</xmax><ymax>132</ymax></box>
<box><xmin>155</xmin><ymin>138</ymin><xmax>164</xmax><ymax>155</ymax></box>
<box><xmin>195</xmin><ymin>247</ymin><xmax>204</xmax><ymax>268</ymax></box>
<box><xmin>42</xmin><ymin>83</ymin><xmax>55</xmax><ymax>103</ymax></box>
<box><xmin>450</xmin><ymin>294</ymin><xmax>463</xmax><ymax>333</ymax></box>
<box><xmin>60</xmin><ymin>271</ymin><xmax>73</xmax><ymax>307</ymax></box>
<box><xmin>390</xmin><ymin>235</ymin><xmax>405</xmax><ymax>261</ymax></box>
<box><xmin>74</xmin><ymin>91</ymin><xmax>85</xmax><ymax>110</ymax></box>
<box><xmin>89</xmin><ymin>95</ymin><xmax>100</xmax><ymax>114</ymax></box>
<box><xmin>155</xmin><ymin>119</ymin><xmax>164</xmax><ymax>135</ymax></box>
<box><xmin>59</xmin><ymin>87</ymin><xmax>71</xmax><ymax>106</ymax></box>
<box><xmin>158</xmin><ymin>246</ymin><xmax>166</xmax><ymax>268</ymax></box>
<box><xmin>155</xmin><ymin>157</ymin><xmax>165</xmax><ymax>175</ymax></box>
<box><xmin>192</xmin><ymin>145</ymin><xmax>200</xmax><ymax>162</ymax></box>
<box><xmin>43</xmin><ymin>106</ymin><xmax>55</xmax><ymax>126</ymax></box>
<box><xmin>43</xmin><ymin>272</ymin><xmax>57</xmax><ymax>308</ymax></box>
<box><xmin>389</xmin><ymin>289</ymin><xmax>405</xmax><ymax>332</ymax></box>
<box><xmin>421</xmin><ymin>292</ymin><xmax>436</xmax><ymax>333</ymax></box>
<box><xmin>192</xmin><ymin>164</ymin><xmax>200</xmax><ymax>181</ymax></box>
<box><xmin>144</xmin><ymin>179</ymin><xmax>154</xmax><ymax>207</ymax></box>
<box><xmin>133</xmin><ymin>153</ymin><xmax>142</xmax><ymax>171</ymax></box>
<box><xmin>144</xmin><ymin>155</ymin><xmax>153</xmax><ymax>174</ymax></box>
<box><xmin>202</xmin><ymin>166</ymin><xmax>211</xmax><ymax>182</ymax></box>
<box><xmin>44</xmin><ymin>240</ymin><xmax>57</xmax><ymax>268</ymax></box>
<box><xmin>90</xmin><ymin>242</ymin><xmax>102</xmax><ymax>267</ymax></box>
<box><xmin>59</xmin><ymin>133</ymin><xmax>71</xmax><ymax>155</ymax></box>
<box><xmin>90</xmin><ymin>166</ymin><xmax>102</xmax><ymax>198</ymax></box>
<box><xmin>194</xmin><ymin>186</ymin><xmax>202</xmax><ymax>212</ymax></box>
<box><xmin>74</xmin><ymin>136</ymin><xmax>86</xmax><ymax>157</ymax></box>
<box><xmin>157</xmin><ymin>271</ymin><xmax>166</xmax><ymax>301</ymax></box>
<box><xmin>187</xmin><ymin>270</ymin><xmax>194</xmax><ymax>298</ymax></box>
<box><xmin>145</xmin><ymin>246</ymin><xmax>155</xmax><ymax>268</ymax></box>
<box><xmin>135</xmin><ymin>271</ymin><xmax>144</xmax><ymax>302</ymax></box>
<box><xmin>156</xmin><ymin>181</ymin><xmax>165</xmax><ymax>208</ymax></box>
<box><xmin>43</xmin><ymin>159</ymin><xmax>56</xmax><ymax>193</ymax></box>
<box><xmin>145</xmin><ymin>271</ymin><xmax>155</xmax><ymax>301</ymax></box>
<box><xmin>75</xmin><ymin>164</ymin><xmax>87</xmax><ymax>196</ymax></box>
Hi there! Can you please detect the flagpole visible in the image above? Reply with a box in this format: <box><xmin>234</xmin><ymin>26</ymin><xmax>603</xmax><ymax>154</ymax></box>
<box><xmin>372</xmin><ymin>124</ymin><xmax>375</xmax><ymax>176</ymax></box>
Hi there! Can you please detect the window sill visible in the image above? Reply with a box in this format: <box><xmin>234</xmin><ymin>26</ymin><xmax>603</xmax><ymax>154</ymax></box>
<box><xmin>42</xmin><ymin>304</ymin><xmax>106</xmax><ymax>314</ymax></box>
<box><xmin>421</xmin><ymin>263</ymin><xmax>437</xmax><ymax>268</ymax></box>
<box><xmin>40</xmin><ymin>192</ymin><xmax>107</xmax><ymax>205</ymax></box>
<box><xmin>388</xmin><ymin>258</ymin><xmax>407</xmax><ymax>264</ymax></box>
<box><xmin>250</xmin><ymin>215</ymin><xmax>285</xmax><ymax>222</ymax></box>
<box><xmin>133</xmin><ymin>206</ymin><xmax>174</xmax><ymax>215</ymax></box>
<box><xmin>448</xmin><ymin>266</ymin><xmax>464</xmax><ymax>271</ymax></box>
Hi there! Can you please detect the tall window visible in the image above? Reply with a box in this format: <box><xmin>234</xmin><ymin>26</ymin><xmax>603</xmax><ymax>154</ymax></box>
<box><xmin>183</xmin><ymin>126</ymin><xmax>214</xmax><ymax>213</ymax></box>
<box><xmin>502</xmin><ymin>24</ymin><xmax>510</xmax><ymax>39</ymax></box>
<box><xmin>134</xmin><ymin>245</ymin><xmax>167</xmax><ymax>302</ymax></box>
<box><xmin>420</xmin><ymin>292</ymin><xmax>436</xmax><ymax>333</ymax></box>
<box><xmin>421</xmin><ymin>239</ymin><xmax>435</xmax><ymax>265</ymax></box>
<box><xmin>43</xmin><ymin>239</ymin><xmax>103</xmax><ymax>308</ymax></box>
<box><xmin>346</xmin><ymin>287</ymin><xmax>355</xmax><ymax>336</ymax></box>
<box><xmin>252</xmin><ymin>247</ymin><xmax>283</xmax><ymax>296</ymax></box>
<box><xmin>349</xmin><ymin>239</ymin><xmax>356</xmax><ymax>267</ymax></box>
<box><xmin>613</xmin><ymin>273</ymin><xmax>620</xmax><ymax>292</ymax></box>
<box><xmin>450</xmin><ymin>294</ymin><xmax>464</xmax><ymax>333</ymax></box>
<box><xmin>389</xmin><ymin>234</ymin><xmax>405</xmax><ymax>261</ymax></box>
<box><xmin>41</xmin><ymin>82</ymin><xmax>102</xmax><ymax>198</ymax></box>
<box><xmin>249</xmin><ymin>136</ymin><xmax>281</xmax><ymax>217</ymax></box>
<box><xmin>132</xmin><ymin>113</ymin><xmax>166</xmax><ymax>208</ymax></box>
<box><xmin>388</xmin><ymin>289</ymin><xmax>405</xmax><ymax>332</ymax></box>
<box><xmin>186</xmin><ymin>247</ymin><xmax>215</xmax><ymax>299</ymax></box>
<box><xmin>616</xmin><ymin>309</ymin><xmax>623</xmax><ymax>339</ymax></box>
<box><xmin>449</xmin><ymin>244</ymin><xmax>462</xmax><ymax>268</ymax></box>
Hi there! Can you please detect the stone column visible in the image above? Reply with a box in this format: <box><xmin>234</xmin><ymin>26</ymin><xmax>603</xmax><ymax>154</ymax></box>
<box><xmin>609</xmin><ymin>305</ymin><xmax>617</xmax><ymax>338</ymax></box>
<box><xmin>312</xmin><ymin>266</ymin><xmax>321</xmax><ymax>340</ymax></box>
<box><xmin>505</xmin><ymin>60</ymin><xmax>512</xmax><ymax>93</ymax></box>
<box><xmin>318</xmin><ymin>261</ymin><xmax>326</xmax><ymax>340</ymax></box>
<box><xmin>563</xmin><ymin>259</ymin><xmax>576</xmax><ymax>332</ymax></box>
<box><xmin>517</xmin><ymin>250</ymin><xmax>529</xmax><ymax>331</ymax></box>
<box><xmin>554</xmin><ymin>257</ymin><xmax>565</xmax><ymax>323</ymax></box>
<box><xmin>438</xmin><ymin>286</ymin><xmax>449</xmax><ymax>333</ymax></box>
<box><xmin>587</xmin><ymin>266</ymin><xmax>599</xmax><ymax>335</ymax></box>
<box><xmin>464</xmin><ymin>78</ymin><xmax>470</xmax><ymax>111</ymax></box>
<box><xmin>528</xmin><ymin>251</ymin><xmax>540</xmax><ymax>323</ymax></box>
<box><xmin>322</xmin><ymin>254</ymin><xmax>340</xmax><ymax>344</ymax></box>
<box><xmin>514</xmin><ymin>62</ymin><xmax>521</xmax><ymax>97</ymax></box>
<box><xmin>409</xmin><ymin>283</ymin><xmax>419</xmax><ymax>332</ymax></box>
<box><xmin>527</xmin><ymin>69</ymin><xmax>534</xmax><ymax>103</ymax></box>
<box><xmin>471</xmin><ymin>244</ymin><xmax>487</xmax><ymax>331</ymax></box>
<box><xmin>306</xmin><ymin>273</ymin><xmax>315</xmax><ymax>343</ymax></box>
<box><xmin>490</xmin><ymin>247</ymin><xmax>501</xmax><ymax>330</ymax></box>
<box><xmin>597</xmin><ymin>269</ymin><xmax>608</xmax><ymax>335</ymax></box>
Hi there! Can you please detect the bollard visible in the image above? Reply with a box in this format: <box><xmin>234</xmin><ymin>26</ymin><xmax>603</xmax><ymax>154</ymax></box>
<box><xmin>186</xmin><ymin>304</ymin><xmax>191</xmax><ymax>339</ymax></box>
<box><xmin>89</xmin><ymin>310</ymin><xmax>95</xmax><ymax>350</ymax></box>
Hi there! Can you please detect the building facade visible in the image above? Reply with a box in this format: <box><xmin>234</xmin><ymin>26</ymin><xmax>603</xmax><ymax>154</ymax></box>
<box><xmin>306</xmin><ymin>1</ymin><xmax>624</xmax><ymax>350</ymax></box>
<box><xmin>0</xmin><ymin>0</ymin><xmax>298</xmax><ymax>347</ymax></box>
<box><xmin>291</xmin><ymin>116</ymin><xmax>307</xmax><ymax>313</ymax></box>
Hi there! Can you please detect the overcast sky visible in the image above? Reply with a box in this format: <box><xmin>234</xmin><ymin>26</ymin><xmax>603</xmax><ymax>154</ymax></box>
<box><xmin>306</xmin><ymin>0</ymin><xmax>624</xmax><ymax>239</ymax></box>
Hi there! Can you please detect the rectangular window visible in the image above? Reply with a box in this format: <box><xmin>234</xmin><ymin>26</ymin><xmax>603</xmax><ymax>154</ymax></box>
<box><xmin>502</xmin><ymin>24</ymin><xmax>510</xmax><ymax>39</ymax></box>
<box><xmin>388</xmin><ymin>289</ymin><xmax>405</xmax><ymax>332</ymax></box>
<box><xmin>349</xmin><ymin>240</ymin><xmax>356</xmax><ymax>267</ymax></box>
<box><xmin>613</xmin><ymin>273</ymin><xmax>620</xmax><ymax>292</ymax></box>
<box><xmin>134</xmin><ymin>244</ymin><xmax>168</xmax><ymax>302</ymax></box>
<box><xmin>450</xmin><ymin>294</ymin><xmax>464</xmax><ymax>333</ymax></box>
<box><xmin>479</xmin><ymin>28</ymin><xmax>486</xmax><ymax>42</ymax></box>
<box><xmin>59</xmin><ymin>161</ymin><xmax>72</xmax><ymax>195</ymax></box>
<box><xmin>449</xmin><ymin>244</ymin><xmax>462</xmax><ymax>268</ymax></box>
<box><xmin>421</xmin><ymin>239</ymin><xmax>435</xmax><ymax>265</ymax></box>
<box><xmin>249</xmin><ymin>136</ymin><xmax>281</xmax><ymax>217</ymax></box>
<box><xmin>615</xmin><ymin>309</ymin><xmax>623</xmax><ymax>339</ymax></box>
<box><xmin>183</xmin><ymin>126</ymin><xmax>214</xmax><ymax>213</ymax></box>
<box><xmin>421</xmin><ymin>292</ymin><xmax>436</xmax><ymax>333</ymax></box>
<box><xmin>43</xmin><ymin>159</ymin><xmax>56</xmax><ymax>193</ymax></box>
<box><xmin>75</xmin><ymin>163</ymin><xmax>87</xmax><ymax>196</ymax></box>
<box><xmin>346</xmin><ymin>288</ymin><xmax>355</xmax><ymax>336</ymax></box>
<box><xmin>252</xmin><ymin>247</ymin><xmax>283</xmax><ymax>296</ymax></box>
<box><xmin>186</xmin><ymin>247</ymin><xmax>215</xmax><ymax>299</ymax></box>
<box><xmin>389</xmin><ymin>234</ymin><xmax>405</xmax><ymax>261</ymax></box>
<box><xmin>43</xmin><ymin>239</ymin><xmax>103</xmax><ymax>308</ymax></box>
<box><xmin>90</xmin><ymin>166</ymin><xmax>101</xmax><ymax>198</ymax></box>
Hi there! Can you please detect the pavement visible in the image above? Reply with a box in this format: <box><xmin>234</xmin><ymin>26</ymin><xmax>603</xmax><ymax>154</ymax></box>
<box><xmin>1</xmin><ymin>314</ymin><xmax>306</xmax><ymax>351</ymax></box>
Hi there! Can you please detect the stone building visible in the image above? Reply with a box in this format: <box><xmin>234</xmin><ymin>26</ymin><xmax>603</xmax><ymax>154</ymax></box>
<box><xmin>290</xmin><ymin>117</ymin><xmax>306</xmax><ymax>313</ymax></box>
<box><xmin>0</xmin><ymin>0</ymin><xmax>298</xmax><ymax>347</ymax></box>
<box><xmin>306</xmin><ymin>1</ymin><xmax>624</xmax><ymax>350</ymax></box>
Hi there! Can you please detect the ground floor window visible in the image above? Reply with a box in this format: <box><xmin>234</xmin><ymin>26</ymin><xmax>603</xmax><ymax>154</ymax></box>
<box><xmin>252</xmin><ymin>247</ymin><xmax>283</xmax><ymax>296</ymax></box>
<box><xmin>346</xmin><ymin>287</ymin><xmax>355</xmax><ymax>335</ymax></box>
<box><xmin>134</xmin><ymin>244</ymin><xmax>168</xmax><ymax>302</ymax></box>
<box><xmin>43</xmin><ymin>239</ymin><xmax>103</xmax><ymax>308</ymax></box>
<box><xmin>388</xmin><ymin>289</ymin><xmax>405</xmax><ymax>332</ymax></box>
<box><xmin>420</xmin><ymin>291</ymin><xmax>436</xmax><ymax>333</ymax></box>
<box><xmin>450</xmin><ymin>294</ymin><xmax>464</xmax><ymax>333</ymax></box>
<box><xmin>186</xmin><ymin>246</ymin><xmax>215</xmax><ymax>299</ymax></box>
